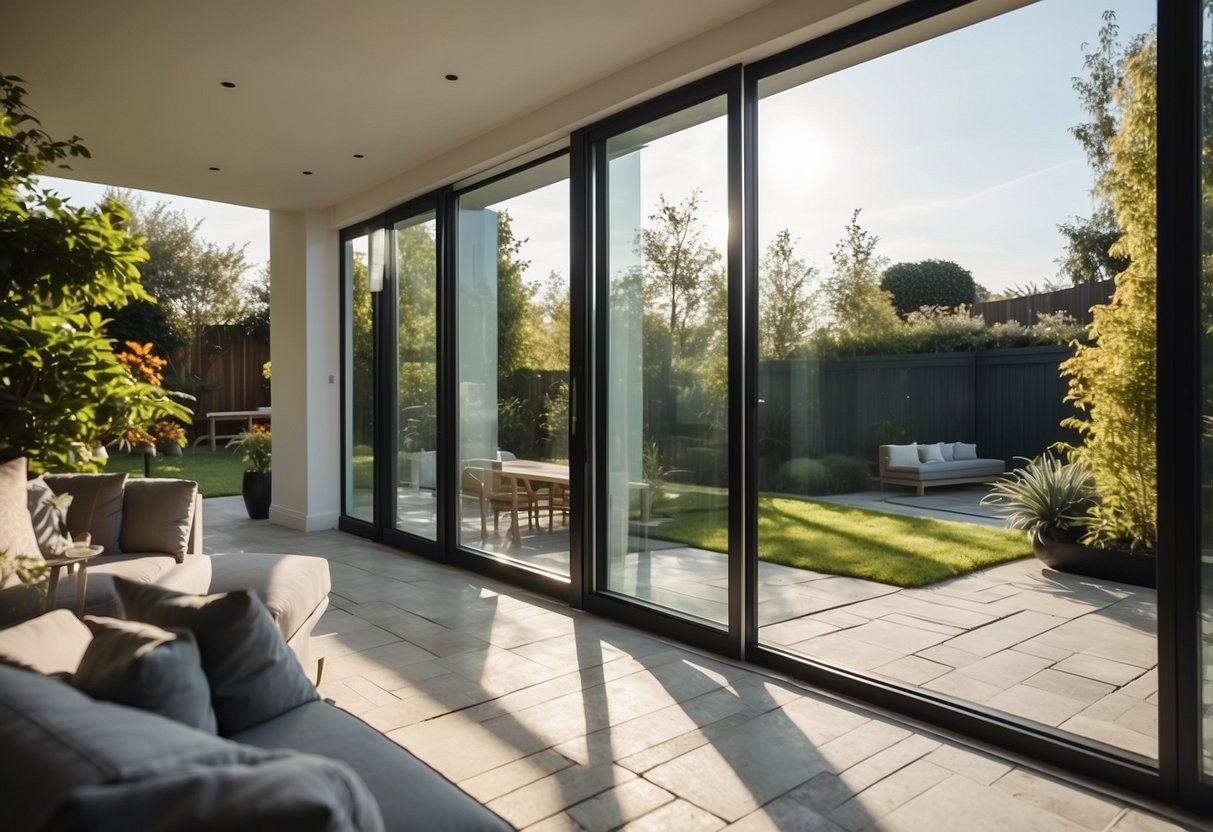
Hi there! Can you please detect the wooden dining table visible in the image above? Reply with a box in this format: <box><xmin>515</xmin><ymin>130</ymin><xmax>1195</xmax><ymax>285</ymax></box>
<box><xmin>498</xmin><ymin>460</ymin><xmax>570</xmax><ymax>546</ymax></box>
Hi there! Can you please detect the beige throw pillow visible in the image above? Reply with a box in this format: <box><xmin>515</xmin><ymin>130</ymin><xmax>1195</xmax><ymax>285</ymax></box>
<box><xmin>44</xmin><ymin>472</ymin><xmax>127</xmax><ymax>554</ymax></box>
<box><xmin>0</xmin><ymin>458</ymin><xmax>44</xmax><ymax>589</ymax></box>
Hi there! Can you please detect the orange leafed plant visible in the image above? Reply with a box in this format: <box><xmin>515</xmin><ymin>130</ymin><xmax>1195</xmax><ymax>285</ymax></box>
<box><xmin>115</xmin><ymin>341</ymin><xmax>167</xmax><ymax>386</ymax></box>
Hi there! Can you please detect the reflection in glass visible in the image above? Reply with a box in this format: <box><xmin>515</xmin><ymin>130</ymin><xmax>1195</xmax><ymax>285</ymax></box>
<box><xmin>1201</xmin><ymin>3</ymin><xmax>1213</xmax><ymax>782</ymax></box>
<box><xmin>601</xmin><ymin>97</ymin><xmax>729</xmax><ymax>625</ymax></box>
<box><xmin>343</xmin><ymin>234</ymin><xmax>373</xmax><ymax>523</ymax></box>
<box><xmin>755</xmin><ymin>0</ymin><xmax>1157</xmax><ymax>759</ymax></box>
<box><xmin>456</xmin><ymin>158</ymin><xmax>571</xmax><ymax>575</ymax></box>
<box><xmin>395</xmin><ymin>213</ymin><xmax>439</xmax><ymax>540</ymax></box>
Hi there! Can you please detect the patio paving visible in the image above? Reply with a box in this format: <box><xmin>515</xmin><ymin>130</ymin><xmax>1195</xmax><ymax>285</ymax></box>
<box><xmin>202</xmin><ymin>496</ymin><xmax>1195</xmax><ymax>830</ymax></box>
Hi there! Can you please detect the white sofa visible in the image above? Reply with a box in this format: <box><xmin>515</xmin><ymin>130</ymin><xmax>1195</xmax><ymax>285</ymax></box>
<box><xmin>879</xmin><ymin>442</ymin><xmax>1005</xmax><ymax>497</ymax></box>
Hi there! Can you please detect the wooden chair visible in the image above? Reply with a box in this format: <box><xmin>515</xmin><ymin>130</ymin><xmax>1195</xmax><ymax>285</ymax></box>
<box><xmin>461</xmin><ymin>459</ymin><xmax>540</xmax><ymax>540</ymax></box>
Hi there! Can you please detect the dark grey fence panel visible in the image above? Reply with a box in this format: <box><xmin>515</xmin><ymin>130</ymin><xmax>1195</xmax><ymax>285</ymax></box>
<box><xmin>972</xmin><ymin>280</ymin><xmax>1114</xmax><ymax>326</ymax></box>
<box><xmin>975</xmin><ymin>346</ymin><xmax>1079</xmax><ymax>465</ymax></box>
<box><xmin>758</xmin><ymin>346</ymin><xmax>1076</xmax><ymax>476</ymax></box>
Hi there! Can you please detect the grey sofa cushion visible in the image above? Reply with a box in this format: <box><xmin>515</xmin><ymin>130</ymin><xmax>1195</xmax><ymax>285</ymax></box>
<box><xmin>75</xmin><ymin>616</ymin><xmax>217</xmax><ymax>733</ymax></box>
<box><xmin>49</xmin><ymin>553</ymin><xmax>183</xmax><ymax>618</ymax></box>
<box><xmin>45</xmin><ymin>472</ymin><xmax>127</xmax><ymax>554</ymax></box>
<box><xmin>208</xmin><ymin>552</ymin><xmax>331</xmax><ymax>644</ymax></box>
<box><xmin>0</xmin><ymin>608</ymin><xmax>93</xmax><ymax>676</ymax></box>
<box><xmin>234</xmin><ymin>700</ymin><xmax>512</xmax><ymax>832</ymax></box>
<box><xmin>114</xmin><ymin>579</ymin><xmax>319</xmax><ymax>735</ymax></box>
<box><xmin>27</xmin><ymin>474</ymin><xmax>73</xmax><ymax>557</ymax></box>
<box><xmin>0</xmin><ymin>663</ymin><xmax>382</xmax><ymax>832</ymax></box>
<box><xmin>120</xmin><ymin>478</ymin><xmax>197</xmax><ymax>560</ymax></box>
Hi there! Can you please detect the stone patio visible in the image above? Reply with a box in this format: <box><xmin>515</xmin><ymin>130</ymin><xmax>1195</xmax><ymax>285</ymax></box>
<box><xmin>204</xmin><ymin>496</ymin><xmax>1195</xmax><ymax>831</ymax></box>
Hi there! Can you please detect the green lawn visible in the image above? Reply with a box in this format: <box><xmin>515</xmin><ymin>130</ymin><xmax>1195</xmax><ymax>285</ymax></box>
<box><xmin>101</xmin><ymin>449</ymin><xmax>246</xmax><ymax>497</ymax></box>
<box><xmin>648</xmin><ymin>487</ymin><xmax>1030</xmax><ymax>588</ymax></box>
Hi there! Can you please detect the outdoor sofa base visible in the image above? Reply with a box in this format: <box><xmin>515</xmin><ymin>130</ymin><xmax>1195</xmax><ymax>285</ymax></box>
<box><xmin>878</xmin><ymin>444</ymin><xmax>1005</xmax><ymax>497</ymax></box>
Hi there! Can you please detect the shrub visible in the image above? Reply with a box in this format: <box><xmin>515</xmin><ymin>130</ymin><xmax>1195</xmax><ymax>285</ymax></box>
<box><xmin>981</xmin><ymin>452</ymin><xmax>1096</xmax><ymax>538</ymax></box>
<box><xmin>881</xmin><ymin>260</ymin><xmax>978</xmax><ymax>318</ymax></box>
<box><xmin>776</xmin><ymin>458</ymin><xmax>831</xmax><ymax>495</ymax></box>
<box><xmin>819</xmin><ymin>454</ymin><xmax>870</xmax><ymax>493</ymax></box>
<box><xmin>229</xmin><ymin>425</ymin><xmax>271</xmax><ymax>473</ymax></box>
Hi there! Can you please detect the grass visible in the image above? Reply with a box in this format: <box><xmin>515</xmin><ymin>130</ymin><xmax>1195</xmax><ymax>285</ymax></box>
<box><xmin>648</xmin><ymin>486</ymin><xmax>1031</xmax><ymax>588</ymax></box>
<box><xmin>101</xmin><ymin>448</ymin><xmax>247</xmax><ymax>497</ymax></box>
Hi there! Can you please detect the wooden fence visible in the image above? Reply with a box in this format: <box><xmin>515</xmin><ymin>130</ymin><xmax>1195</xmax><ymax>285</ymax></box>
<box><xmin>168</xmin><ymin>325</ymin><xmax>270</xmax><ymax>440</ymax></box>
<box><xmin>971</xmin><ymin>280</ymin><xmax>1114</xmax><ymax>326</ymax></box>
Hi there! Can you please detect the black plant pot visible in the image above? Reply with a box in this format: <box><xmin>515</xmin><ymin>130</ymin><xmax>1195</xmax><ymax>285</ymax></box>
<box><xmin>1032</xmin><ymin>527</ymin><xmax>1156</xmax><ymax>588</ymax></box>
<box><xmin>242</xmin><ymin>471</ymin><xmax>272</xmax><ymax>520</ymax></box>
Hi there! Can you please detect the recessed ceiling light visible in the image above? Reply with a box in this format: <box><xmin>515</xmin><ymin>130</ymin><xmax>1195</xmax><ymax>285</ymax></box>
<box><xmin>302</xmin><ymin>170</ymin><xmax>313</xmax><ymax>175</ymax></box>
<box><xmin>220</xmin><ymin>81</ymin><xmax>236</xmax><ymax>88</ymax></box>
<box><xmin>208</xmin><ymin>166</ymin><xmax>221</xmax><ymax>171</ymax></box>
<box><xmin>353</xmin><ymin>154</ymin><xmax>364</xmax><ymax>159</ymax></box>
<box><xmin>445</xmin><ymin>74</ymin><xmax>459</xmax><ymax>81</ymax></box>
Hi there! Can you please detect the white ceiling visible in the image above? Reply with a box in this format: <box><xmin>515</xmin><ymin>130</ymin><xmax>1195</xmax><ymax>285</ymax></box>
<box><xmin>3</xmin><ymin>0</ymin><xmax>791</xmax><ymax>213</ymax></box>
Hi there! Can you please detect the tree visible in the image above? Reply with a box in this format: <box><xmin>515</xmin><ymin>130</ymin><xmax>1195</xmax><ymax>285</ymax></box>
<box><xmin>105</xmin><ymin>189</ymin><xmax>249</xmax><ymax>380</ymax></box>
<box><xmin>0</xmin><ymin>74</ymin><xmax>189</xmax><ymax>473</ymax></box>
<box><xmin>495</xmin><ymin>210</ymin><xmax>535</xmax><ymax>375</ymax></box>
<box><xmin>819</xmin><ymin>209</ymin><xmax>900</xmax><ymax>346</ymax></box>
<box><xmin>759</xmin><ymin>229</ymin><xmax>817</xmax><ymax>359</ymax></box>
<box><xmin>880</xmin><ymin>259</ymin><xmax>977</xmax><ymax>318</ymax></box>
<box><xmin>642</xmin><ymin>190</ymin><xmax>723</xmax><ymax>354</ymax></box>
<box><xmin>528</xmin><ymin>270</ymin><xmax>570</xmax><ymax>371</ymax></box>
<box><xmin>1056</xmin><ymin>11</ymin><xmax>1131</xmax><ymax>284</ymax></box>
<box><xmin>1060</xmin><ymin>30</ymin><xmax>1157</xmax><ymax>551</ymax></box>
<box><xmin>238</xmin><ymin>265</ymin><xmax>271</xmax><ymax>340</ymax></box>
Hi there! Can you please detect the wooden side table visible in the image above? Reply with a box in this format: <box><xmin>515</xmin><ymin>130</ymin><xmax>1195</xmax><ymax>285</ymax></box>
<box><xmin>44</xmin><ymin>545</ymin><xmax>104</xmax><ymax>614</ymax></box>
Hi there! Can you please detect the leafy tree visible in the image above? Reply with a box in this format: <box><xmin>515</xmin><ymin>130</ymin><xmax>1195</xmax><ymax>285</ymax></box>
<box><xmin>0</xmin><ymin>73</ymin><xmax>190</xmax><ymax>473</ymax></box>
<box><xmin>495</xmin><ymin>210</ymin><xmax>535</xmax><ymax>375</ymax></box>
<box><xmin>529</xmin><ymin>269</ymin><xmax>570</xmax><ymax>371</ymax></box>
<box><xmin>105</xmin><ymin>188</ymin><xmax>249</xmax><ymax>379</ymax></box>
<box><xmin>642</xmin><ymin>190</ymin><xmax>723</xmax><ymax>354</ymax></box>
<box><xmin>238</xmin><ymin>265</ymin><xmax>271</xmax><ymax>340</ymax></box>
<box><xmin>1056</xmin><ymin>11</ymin><xmax>1131</xmax><ymax>284</ymax></box>
<box><xmin>1060</xmin><ymin>31</ymin><xmax>1157</xmax><ymax>552</ymax></box>
<box><xmin>759</xmin><ymin>229</ymin><xmax>817</xmax><ymax>359</ymax></box>
<box><xmin>396</xmin><ymin>221</ymin><xmax>437</xmax><ymax>451</ymax></box>
<box><xmin>818</xmin><ymin>209</ymin><xmax>900</xmax><ymax>347</ymax></box>
<box><xmin>880</xmin><ymin>259</ymin><xmax>977</xmax><ymax>318</ymax></box>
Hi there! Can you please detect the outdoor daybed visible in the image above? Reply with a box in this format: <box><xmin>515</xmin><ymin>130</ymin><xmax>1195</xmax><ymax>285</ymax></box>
<box><xmin>879</xmin><ymin>442</ymin><xmax>1005</xmax><ymax>497</ymax></box>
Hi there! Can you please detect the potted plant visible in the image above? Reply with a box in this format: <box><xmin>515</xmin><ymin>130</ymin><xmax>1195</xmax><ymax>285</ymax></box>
<box><xmin>230</xmin><ymin>425</ymin><xmax>272</xmax><ymax>519</ymax></box>
<box><xmin>982</xmin><ymin>452</ymin><xmax>1155</xmax><ymax>587</ymax></box>
<box><xmin>150</xmin><ymin>419</ymin><xmax>187</xmax><ymax>457</ymax></box>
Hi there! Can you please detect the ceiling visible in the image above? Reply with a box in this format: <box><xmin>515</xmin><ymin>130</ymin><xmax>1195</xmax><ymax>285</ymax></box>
<box><xmin>3</xmin><ymin>0</ymin><xmax>795</xmax><ymax>213</ymax></box>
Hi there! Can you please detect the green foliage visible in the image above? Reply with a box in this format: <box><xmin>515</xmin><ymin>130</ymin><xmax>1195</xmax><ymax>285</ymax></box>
<box><xmin>103</xmin><ymin>448</ymin><xmax>245</xmax><ymax>497</ymax></box>
<box><xmin>759</xmin><ymin>229</ymin><xmax>817</xmax><ymax>359</ymax></box>
<box><xmin>818</xmin><ymin>454</ymin><xmax>870</xmax><ymax>493</ymax></box>
<box><xmin>776</xmin><ymin>458</ymin><xmax>831</xmax><ymax>495</ymax></box>
<box><xmin>981</xmin><ymin>452</ymin><xmax>1096</xmax><ymax>537</ymax></box>
<box><xmin>812</xmin><ymin>307</ymin><xmax>1084</xmax><ymax>358</ymax></box>
<box><xmin>819</xmin><ymin>209</ymin><xmax>901</xmax><ymax>346</ymax></box>
<box><xmin>0</xmin><ymin>73</ymin><xmax>191</xmax><ymax>474</ymax></box>
<box><xmin>496</xmin><ymin>396</ymin><xmax>536</xmax><ymax>457</ymax></box>
<box><xmin>1061</xmin><ymin>32</ymin><xmax>1157</xmax><ymax>553</ymax></box>
<box><xmin>495</xmin><ymin>211</ymin><xmax>536</xmax><ymax>375</ymax></box>
<box><xmin>228</xmin><ymin>425</ymin><xmax>271</xmax><ymax>472</ymax></box>
<box><xmin>880</xmin><ymin>260</ymin><xmax>977</xmax><ymax>318</ymax></box>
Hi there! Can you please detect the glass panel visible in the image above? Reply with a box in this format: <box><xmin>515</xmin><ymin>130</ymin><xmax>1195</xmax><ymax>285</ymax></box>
<box><xmin>601</xmin><ymin>97</ymin><xmax>729</xmax><ymax>625</ymax></box>
<box><xmin>456</xmin><ymin>157</ymin><xmax>571</xmax><ymax>575</ymax></box>
<box><xmin>756</xmin><ymin>0</ymin><xmax>1157</xmax><ymax>758</ymax></box>
<box><xmin>394</xmin><ymin>212</ymin><xmax>439</xmax><ymax>539</ymax></box>
<box><xmin>343</xmin><ymin>234</ymin><xmax>373</xmax><ymax>522</ymax></box>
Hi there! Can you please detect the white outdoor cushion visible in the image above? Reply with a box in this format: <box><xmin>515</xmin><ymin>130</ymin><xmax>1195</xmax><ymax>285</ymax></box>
<box><xmin>918</xmin><ymin>443</ymin><xmax>945</xmax><ymax>464</ymax></box>
<box><xmin>885</xmin><ymin>444</ymin><xmax>919</xmax><ymax>467</ymax></box>
<box><xmin>940</xmin><ymin>442</ymin><xmax>956</xmax><ymax>461</ymax></box>
<box><xmin>954</xmin><ymin>442</ymin><xmax>978</xmax><ymax>460</ymax></box>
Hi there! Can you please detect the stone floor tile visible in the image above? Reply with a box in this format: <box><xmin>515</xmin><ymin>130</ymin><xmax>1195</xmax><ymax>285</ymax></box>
<box><xmin>993</xmin><ymin>768</ymin><xmax>1124</xmax><ymax>830</ymax></box>
<box><xmin>921</xmin><ymin>670</ymin><xmax>1003</xmax><ymax>703</ymax></box>
<box><xmin>1054</xmin><ymin>653</ymin><xmax>1149</xmax><ymax>687</ymax></box>
<box><xmin>522</xmin><ymin>814</ymin><xmax>586</xmax><ymax>832</ymax></box>
<box><xmin>1115</xmin><ymin>700</ymin><xmax>1159</xmax><ymax>738</ymax></box>
<box><xmin>565</xmin><ymin>778</ymin><xmax>674</xmax><ymax>830</ymax></box>
<box><xmin>1121</xmin><ymin>668</ymin><xmax>1159</xmax><ymax>700</ymax></box>
<box><xmin>1057</xmin><ymin>714</ymin><xmax>1157</xmax><ymax>760</ymax></box>
<box><xmin>880</xmin><ymin>612</ymin><xmax>965</xmax><ymax>637</ymax></box>
<box><xmin>915</xmin><ymin>643</ymin><xmax>988</xmax><ymax>669</ymax></box>
<box><xmin>486</xmin><ymin>763</ymin><xmax>635</xmax><ymax>829</ymax></box>
<box><xmin>874</xmin><ymin>654</ymin><xmax>952</xmax><ymax>686</ymax></box>
<box><xmin>615</xmin><ymin>713</ymin><xmax>755</xmax><ymax>774</ymax></box>
<box><xmin>956</xmin><ymin>649</ymin><xmax>1054</xmax><ymax>688</ymax></box>
<box><xmin>620</xmin><ymin>799</ymin><xmax>725</xmax><ymax>831</ymax></box>
<box><xmin>789</xmin><ymin>632</ymin><xmax>905</xmax><ymax>671</ymax></box>
<box><xmin>1023</xmin><ymin>667</ymin><xmax>1116</xmax><ymax>704</ymax></box>
<box><xmin>342</xmin><ymin>675</ymin><xmax>404</xmax><ymax>708</ymax></box>
<box><xmin>321</xmin><ymin>624</ymin><xmax>402</xmax><ymax>658</ymax></box>
<box><xmin>1110</xmin><ymin>808</ymin><xmax>1200</xmax><ymax>831</ymax></box>
<box><xmin>835</xmin><ymin>735</ymin><xmax>940</xmax><ymax>795</ymax></box>
<box><xmin>459</xmin><ymin>748</ymin><xmax>576</xmax><ymax>804</ymax></box>
<box><xmin>726</xmin><ymin>796</ymin><xmax>846</xmax><ymax>831</ymax></box>
<box><xmin>878</xmin><ymin>774</ymin><xmax>1088</xmax><ymax>832</ymax></box>
<box><xmin>316</xmin><ymin>678</ymin><xmax>377</xmax><ymax>714</ymax></box>
<box><xmin>985</xmin><ymin>683</ymin><xmax>1089</xmax><ymax>726</ymax></box>
<box><xmin>841</xmin><ymin>619</ymin><xmax>953</xmax><ymax>654</ymax></box>
<box><xmin>816</xmin><ymin>720</ymin><xmax>912</xmax><ymax>774</ymax></box>
<box><xmin>921</xmin><ymin>745</ymin><xmax>1011</xmax><ymax>786</ymax></box>
<box><xmin>828</xmin><ymin>759</ymin><xmax>951</xmax><ymax>831</ymax></box>
<box><xmin>942</xmin><ymin>611</ymin><xmax>1069</xmax><ymax>658</ymax></box>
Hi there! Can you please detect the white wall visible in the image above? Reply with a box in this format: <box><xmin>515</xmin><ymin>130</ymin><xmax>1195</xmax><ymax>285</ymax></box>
<box><xmin>268</xmin><ymin>210</ymin><xmax>341</xmax><ymax>531</ymax></box>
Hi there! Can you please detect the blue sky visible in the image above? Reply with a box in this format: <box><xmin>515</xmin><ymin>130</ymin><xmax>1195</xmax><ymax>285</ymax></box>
<box><xmin>41</xmin><ymin>0</ymin><xmax>1155</xmax><ymax>296</ymax></box>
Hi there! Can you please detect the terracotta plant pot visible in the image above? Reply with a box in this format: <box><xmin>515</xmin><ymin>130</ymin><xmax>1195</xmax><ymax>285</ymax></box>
<box><xmin>242</xmin><ymin>471</ymin><xmax>272</xmax><ymax>520</ymax></box>
<box><xmin>1032</xmin><ymin>527</ymin><xmax>1156</xmax><ymax>588</ymax></box>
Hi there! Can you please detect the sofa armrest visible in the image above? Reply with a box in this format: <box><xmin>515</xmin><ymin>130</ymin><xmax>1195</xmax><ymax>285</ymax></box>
<box><xmin>188</xmin><ymin>492</ymin><xmax>203</xmax><ymax>556</ymax></box>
